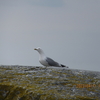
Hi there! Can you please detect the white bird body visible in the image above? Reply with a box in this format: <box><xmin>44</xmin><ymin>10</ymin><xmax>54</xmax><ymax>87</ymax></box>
<box><xmin>39</xmin><ymin>55</ymin><xmax>49</xmax><ymax>66</ymax></box>
<box><xmin>34</xmin><ymin>47</ymin><xmax>68</xmax><ymax>68</ymax></box>
<box><xmin>39</xmin><ymin>58</ymin><xmax>49</xmax><ymax>66</ymax></box>
<box><xmin>35</xmin><ymin>47</ymin><xmax>49</xmax><ymax>66</ymax></box>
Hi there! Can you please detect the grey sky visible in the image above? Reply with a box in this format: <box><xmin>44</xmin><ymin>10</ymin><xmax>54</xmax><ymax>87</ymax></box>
<box><xmin>0</xmin><ymin>0</ymin><xmax>100</xmax><ymax>71</ymax></box>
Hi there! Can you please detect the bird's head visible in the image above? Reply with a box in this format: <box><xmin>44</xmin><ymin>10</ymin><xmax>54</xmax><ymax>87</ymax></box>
<box><xmin>34</xmin><ymin>47</ymin><xmax>44</xmax><ymax>53</ymax></box>
<box><xmin>34</xmin><ymin>47</ymin><xmax>41</xmax><ymax>51</ymax></box>
<box><xmin>34</xmin><ymin>47</ymin><xmax>45</xmax><ymax>55</ymax></box>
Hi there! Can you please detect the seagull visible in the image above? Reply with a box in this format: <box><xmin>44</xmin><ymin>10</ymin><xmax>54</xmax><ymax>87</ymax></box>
<box><xmin>34</xmin><ymin>47</ymin><xmax>68</xmax><ymax>68</ymax></box>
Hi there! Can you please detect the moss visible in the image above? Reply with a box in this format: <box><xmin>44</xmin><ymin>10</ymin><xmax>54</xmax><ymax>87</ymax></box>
<box><xmin>76</xmin><ymin>96</ymin><xmax>97</xmax><ymax>100</ymax></box>
<box><xmin>0</xmin><ymin>85</ymin><xmax>14</xmax><ymax>100</ymax></box>
<box><xmin>5</xmin><ymin>87</ymin><xmax>26</xmax><ymax>100</ymax></box>
<box><xmin>0</xmin><ymin>65</ymin><xmax>99</xmax><ymax>100</ymax></box>
<box><xmin>19</xmin><ymin>93</ymin><xmax>41</xmax><ymax>100</ymax></box>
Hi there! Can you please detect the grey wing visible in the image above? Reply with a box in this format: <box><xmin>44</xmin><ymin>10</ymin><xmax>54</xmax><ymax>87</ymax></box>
<box><xmin>46</xmin><ymin>57</ymin><xmax>60</xmax><ymax>66</ymax></box>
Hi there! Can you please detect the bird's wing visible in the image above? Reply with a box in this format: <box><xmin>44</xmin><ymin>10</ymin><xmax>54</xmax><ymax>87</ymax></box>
<box><xmin>46</xmin><ymin>57</ymin><xmax>60</xmax><ymax>66</ymax></box>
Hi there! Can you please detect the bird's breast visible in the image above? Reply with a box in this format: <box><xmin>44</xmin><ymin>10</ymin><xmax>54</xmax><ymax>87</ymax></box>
<box><xmin>39</xmin><ymin>57</ymin><xmax>49</xmax><ymax>66</ymax></box>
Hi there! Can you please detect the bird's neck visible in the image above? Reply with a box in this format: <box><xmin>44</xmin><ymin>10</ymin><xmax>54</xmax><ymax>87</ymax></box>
<box><xmin>38</xmin><ymin>49</ymin><xmax>46</xmax><ymax>59</ymax></box>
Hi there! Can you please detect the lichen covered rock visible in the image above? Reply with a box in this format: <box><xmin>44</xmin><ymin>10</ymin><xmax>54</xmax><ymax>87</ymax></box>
<box><xmin>0</xmin><ymin>65</ymin><xmax>100</xmax><ymax>100</ymax></box>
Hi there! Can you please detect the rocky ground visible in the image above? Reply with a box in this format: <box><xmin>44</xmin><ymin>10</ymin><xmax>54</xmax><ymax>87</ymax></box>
<box><xmin>0</xmin><ymin>65</ymin><xmax>100</xmax><ymax>100</ymax></box>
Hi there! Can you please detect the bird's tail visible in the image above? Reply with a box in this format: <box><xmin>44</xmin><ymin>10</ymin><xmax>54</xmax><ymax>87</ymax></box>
<box><xmin>61</xmin><ymin>64</ymin><xmax>69</xmax><ymax>68</ymax></box>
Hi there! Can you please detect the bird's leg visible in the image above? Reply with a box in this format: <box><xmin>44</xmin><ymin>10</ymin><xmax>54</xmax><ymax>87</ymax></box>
<box><xmin>44</xmin><ymin>66</ymin><xmax>48</xmax><ymax>72</ymax></box>
<box><xmin>45</xmin><ymin>66</ymin><xmax>47</xmax><ymax>69</ymax></box>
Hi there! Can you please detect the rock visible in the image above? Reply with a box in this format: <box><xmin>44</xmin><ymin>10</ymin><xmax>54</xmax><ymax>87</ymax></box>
<box><xmin>0</xmin><ymin>65</ymin><xmax>100</xmax><ymax>100</ymax></box>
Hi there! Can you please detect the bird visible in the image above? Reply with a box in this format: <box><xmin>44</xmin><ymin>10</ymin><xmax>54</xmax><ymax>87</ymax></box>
<box><xmin>34</xmin><ymin>47</ymin><xmax>68</xmax><ymax>68</ymax></box>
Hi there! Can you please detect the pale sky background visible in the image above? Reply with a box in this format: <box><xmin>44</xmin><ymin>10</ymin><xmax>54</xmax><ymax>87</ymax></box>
<box><xmin>0</xmin><ymin>0</ymin><xmax>100</xmax><ymax>71</ymax></box>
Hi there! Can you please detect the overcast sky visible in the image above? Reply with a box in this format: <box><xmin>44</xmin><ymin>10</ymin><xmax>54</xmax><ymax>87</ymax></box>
<box><xmin>0</xmin><ymin>0</ymin><xmax>100</xmax><ymax>71</ymax></box>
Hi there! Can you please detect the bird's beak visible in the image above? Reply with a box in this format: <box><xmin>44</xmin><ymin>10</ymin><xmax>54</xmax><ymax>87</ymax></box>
<box><xmin>34</xmin><ymin>48</ymin><xmax>37</xmax><ymax>50</ymax></box>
